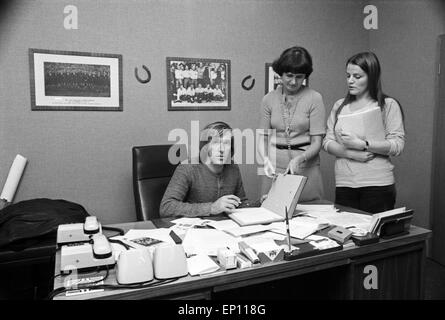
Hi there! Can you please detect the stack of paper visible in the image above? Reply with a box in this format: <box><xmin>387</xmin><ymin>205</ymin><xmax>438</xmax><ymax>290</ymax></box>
<box><xmin>182</xmin><ymin>228</ymin><xmax>240</xmax><ymax>256</ymax></box>
<box><xmin>321</xmin><ymin>211</ymin><xmax>372</xmax><ymax>230</ymax></box>
<box><xmin>229</xmin><ymin>207</ymin><xmax>284</xmax><ymax>226</ymax></box>
<box><xmin>206</xmin><ymin>219</ymin><xmax>273</xmax><ymax>236</ymax></box>
<box><xmin>337</xmin><ymin>106</ymin><xmax>385</xmax><ymax>140</ymax></box>
<box><xmin>269</xmin><ymin>216</ymin><xmax>325</xmax><ymax>239</ymax></box>
<box><xmin>296</xmin><ymin>206</ymin><xmax>373</xmax><ymax>231</ymax></box>
<box><xmin>186</xmin><ymin>254</ymin><xmax>221</xmax><ymax>276</ymax></box>
<box><xmin>306</xmin><ymin>235</ymin><xmax>341</xmax><ymax>250</ymax></box>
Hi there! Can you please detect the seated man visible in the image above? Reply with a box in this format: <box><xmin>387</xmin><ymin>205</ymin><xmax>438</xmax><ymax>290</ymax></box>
<box><xmin>160</xmin><ymin>121</ymin><xmax>247</xmax><ymax>217</ymax></box>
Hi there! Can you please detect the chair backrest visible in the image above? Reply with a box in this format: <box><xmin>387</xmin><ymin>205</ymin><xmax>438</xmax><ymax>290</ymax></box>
<box><xmin>132</xmin><ymin>144</ymin><xmax>187</xmax><ymax>221</ymax></box>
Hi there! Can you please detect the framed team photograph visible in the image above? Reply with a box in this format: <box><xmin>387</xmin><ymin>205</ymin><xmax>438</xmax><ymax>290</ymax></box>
<box><xmin>166</xmin><ymin>57</ymin><xmax>231</xmax><ymax>111</ymax></box>
<box><xmin>265</xmin><ymin>62</ymin><xmax>307</xmax><ymax>94</ymax></box>
<box><xmin>29</xmin><ymin>48</ymin><xmax>123</xmax><ymax>111</ymax></box>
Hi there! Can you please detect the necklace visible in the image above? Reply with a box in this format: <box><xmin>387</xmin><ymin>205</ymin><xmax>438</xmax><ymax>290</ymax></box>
<box><xmin>280</xmin><ymin>87</ymin><xmax>304</xmax><ymax>163</ymax></box>
<box><xmin>280</xmin><ymin>89</ymin><xmax>302</xmax><ymax>136</ymax></box>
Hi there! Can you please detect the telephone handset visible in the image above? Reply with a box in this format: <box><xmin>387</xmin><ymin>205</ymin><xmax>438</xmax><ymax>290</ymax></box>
<box><xmin>92</xmin><ymin>234</ymin><xmax>112</xmax><ymax>259</ymax></box>
<box><xmin>84</xmin><ymin>216</ymin><xmax>100</xmax><ymax>234</ymax></box>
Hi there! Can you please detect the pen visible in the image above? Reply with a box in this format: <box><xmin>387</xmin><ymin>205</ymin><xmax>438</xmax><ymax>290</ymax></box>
<box><xmin>285</xmin><ymin>206</ymin><xmax>291</xmax><ymax>252</ymax></box>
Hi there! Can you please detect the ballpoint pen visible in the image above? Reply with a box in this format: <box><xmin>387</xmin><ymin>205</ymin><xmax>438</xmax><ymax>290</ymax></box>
<box><xmin>285</xmin><ymin>206</ymin><xmax>291</xmax><ymax>253</ymax></box>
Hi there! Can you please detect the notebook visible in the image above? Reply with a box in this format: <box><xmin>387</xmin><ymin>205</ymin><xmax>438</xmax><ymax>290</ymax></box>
<box><xmin>337</xmin><ymin>106</ymin><xmax>385</xmax><ymax>140</ymax></box>
<box><xmin>228</xmin><ymin>174</ymin><xmax>307</xmax><ymax>226</ymax></box>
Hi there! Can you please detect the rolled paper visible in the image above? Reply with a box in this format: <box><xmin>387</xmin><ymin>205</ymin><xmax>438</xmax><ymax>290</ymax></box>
<box><xmin>0</xmin><ymin>154</ymin><xmax>28</xmax><ymax>202</ymax></box>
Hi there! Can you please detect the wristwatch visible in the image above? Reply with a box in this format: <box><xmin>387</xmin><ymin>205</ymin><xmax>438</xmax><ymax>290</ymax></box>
<box><xmin>363</xmin><ymin>140</ymin><xmax>369</xmax><ymax>151</ymax></box>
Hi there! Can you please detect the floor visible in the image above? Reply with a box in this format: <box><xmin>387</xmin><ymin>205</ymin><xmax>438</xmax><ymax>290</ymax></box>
<box><xmin>424</xmin><ymin>258</ymin><xmax>445</xmax><ymax>299</ymax></box>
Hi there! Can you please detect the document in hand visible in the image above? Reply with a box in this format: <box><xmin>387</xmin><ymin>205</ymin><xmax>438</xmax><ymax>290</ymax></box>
<box><xmin>228</xmin><ymin>174</ymin><xmax>307</xmax><ymax>226</ymax></box>
<box><xmin>337</xmin><ymin>106</ymin><xmax>385</xmax><ymax>140</ymax></box>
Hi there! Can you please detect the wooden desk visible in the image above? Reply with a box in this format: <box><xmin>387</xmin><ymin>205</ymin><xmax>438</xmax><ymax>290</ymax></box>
<box><xmin>52</xmin><ymin>218</ymin><xmax>431</xmax><ymax>300</ymax></box>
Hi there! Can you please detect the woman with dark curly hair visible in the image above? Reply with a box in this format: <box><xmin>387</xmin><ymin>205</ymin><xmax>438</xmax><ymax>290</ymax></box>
<box><xmin>259</xmin><ymin>46</ymin><xmax>326</xmax><ymax>202</ymax></box>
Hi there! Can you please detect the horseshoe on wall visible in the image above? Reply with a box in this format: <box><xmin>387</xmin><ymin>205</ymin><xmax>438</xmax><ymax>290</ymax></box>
<box><xmin>134</xmin><ymin>65</ymin><xmax>151</xmax><ymax>84</ymax></box>
<box><xmin>241</xmin><ymin>75</ymin><xmax>255</xmax><ymax>90</ymax></box>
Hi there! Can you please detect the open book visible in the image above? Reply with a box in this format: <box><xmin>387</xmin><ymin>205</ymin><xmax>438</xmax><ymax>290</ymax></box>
<box><xmin>228</xmin><ymin>174</ymin><xmax>307</xmax><ymax>226</ymax></box>
<box><xmin>337</xmin><ymin>106</ymin><xmax>385</xmax><ymax>140</ymax></box>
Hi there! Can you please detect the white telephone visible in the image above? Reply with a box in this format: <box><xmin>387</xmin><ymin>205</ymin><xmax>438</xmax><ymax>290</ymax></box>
<box><xmin>60</xmin><ymin>233</ymin><xmax>115</xmax><ymax>273</ymax></box>
<box><xmin>57</xmin><ymin>215</ymin><xmax>102</xmax><ymax>245</ymax></box>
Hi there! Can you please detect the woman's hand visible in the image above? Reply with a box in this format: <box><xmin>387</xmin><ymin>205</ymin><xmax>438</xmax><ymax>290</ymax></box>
<box><xmin>210</xmin><ymin>195</ymin><xmax>241</xmax><ymax>215</ymax></box>
<box><xmin>338</xmin><ymin>130</ymin><xmax>366</xmax><ymax>150</ymax></box>
<box><xmin>347</xmin><ymin>150</ymin><xmax>375</xmax><ymax>162</ymax></box>
<box><xmin>285</xmin><ymin>154</ymin><xmax>306</xmax><ymax>174</ymax></box>
<box><xmin>263</xmin><ymin>156</ymin><xmax>276</xmax><ymax>178</ymax></box>
<box><xmin>260</xmin><ymin>194</ymin><xmax>268</xmax><ymax>203</ymax></box>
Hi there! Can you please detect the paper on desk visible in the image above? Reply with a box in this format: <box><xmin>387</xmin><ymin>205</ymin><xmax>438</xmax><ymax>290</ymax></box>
<box><xmin>223</xmin><ymin>224</ymin><xmax>273</xmax><ymax>237</ymax></box>
<box><xmin>306</xmin><ymin>234</ymin><xmax>327</xmax><ymax>241</ymax></box>
<box><xmin>331</xmin><ymin>211</ymin><xmax>373</xmax><ymax>229</ymax></box>
<box><xmin>110</xmin><ymin>241</ymin><xmax>126</xmax><ymax>260</ymax></box>
<box><xmin>198</xmin><ymin>219</ymin><xmax>273</xmax><ymax>237</ymax></box>
<box><xmin>243</xmin><ymin>237</ymin><xmax>282</xmax><ymax>254</ymax></box>
<box><xmin>295</xmin><ymin>206</ymin><xmax>338</xmax><ymax>219</ymax></box>
<box><xmin>124</xmin><ymin>228</ymin><xmax>175</xmax><ymax>244</ymax></box>
<box><xmin>109</xmin><ymin>235</ymin><xmax>157</xmax><ymax>260</ymax></box>
<box><xmin>171</xmin><ymin>217</ymin><xmax>211</xmax><ymax>227</ymax></box>
<box><xmin>297</xmin><ymin>209</ymin><xmax>372</xmax><ymax>230</ymax></box>
<box><xmin>206</xmin><ymin>219</ymin><xmax>240</xmax><ymax>231</ymax></box>
<box><xmin>243</xmin><ymin>231</ymin><xmax>286</xmax><ymax>242</ymax></box>
<box><xmin>270</xmin><ymin>217</ymin><xmax>322</xmax><ymax>239</ymax></box>
<box><xmin>186</xmin><ymin>254</ymin><xmax>221</xmax><ymax>276</ymax></box>
<box><xmin>229</xmin><ymin>207</ymin><xmax>283</xmax><ymax>226</ymax></box>
<box><xmin>182</xmin><ymin>228</ymin><xmax>240</xmax><ymax>256</ymax></box>
<box><xmin>306</xmin><ymin>235</ymin><xmax>340</xmax><ymax>250</ymax></box>
<box><xmin>296</xmin><ymin>204</ymin><xmax>337</xmax><ymax>213</ymax></box>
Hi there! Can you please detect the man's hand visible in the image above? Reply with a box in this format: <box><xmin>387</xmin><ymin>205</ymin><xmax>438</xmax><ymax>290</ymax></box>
<box><xmin>210</xmin><ymin>195</ymin><xmax>241</xmax><ymax>215</ymax></box>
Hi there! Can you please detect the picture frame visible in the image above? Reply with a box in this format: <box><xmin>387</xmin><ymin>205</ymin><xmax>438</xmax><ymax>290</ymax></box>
<box><xmin>166</xmin><ymin>57</ymin><xmax>230</xmax><ymax>111</ymax></box>
<box><xmin>265</xmin><ymin>63</ymin><xmax>307</xmax><ymax>94</ymax></box>
<box><xmin>29</xmin><ymin>48</ymin><xmax>123</xmax><ymax>111</ymax></box>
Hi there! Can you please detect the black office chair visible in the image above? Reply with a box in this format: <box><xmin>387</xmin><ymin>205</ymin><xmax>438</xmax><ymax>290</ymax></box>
<box><xmin>132</xmin><ymin>144</ymin><xmax>187</xmax><ymax>221</ymax></box>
